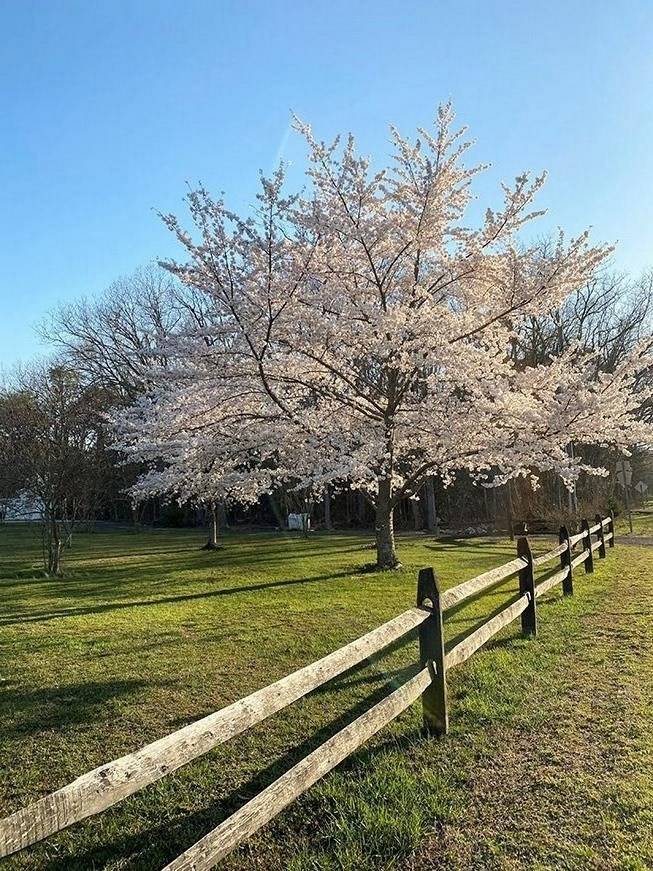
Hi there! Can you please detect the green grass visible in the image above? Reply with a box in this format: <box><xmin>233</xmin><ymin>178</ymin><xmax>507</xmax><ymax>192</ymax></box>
<box><xmin>615</xmin><ymin>507</ymin><xmax>653</xmax><ymax>537</ymax></box>
<box><xmin>1</xmin><ymin>525</ymin><xmax>652</xmax><ymax>869</ymax></box>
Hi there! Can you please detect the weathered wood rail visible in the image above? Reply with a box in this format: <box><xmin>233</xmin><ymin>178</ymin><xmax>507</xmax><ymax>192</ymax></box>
<box><xmin>0</xmin><ymin>514</ymin><xmax>616</xmax><ymax>869</ymax></box>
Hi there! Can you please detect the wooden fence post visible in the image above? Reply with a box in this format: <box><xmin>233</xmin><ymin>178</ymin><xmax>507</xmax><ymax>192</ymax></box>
<box><xmin>559</xmin><ymin>525</ymin><xmax>573</xmax><ymax>595</ymax></box>
<box><xmin>595</xmin><ymin>513</ymin><xmax>606</xmax><ymax>559</ymax></box>
<box><xmin>581</xmin><ymin>519</ymin><xmax>594</xmax><ymax>573</ymax></box>
<box><xmin>517</xmin><ymin>537</ymin><xmax>537</xmax><ymax>636</ymax></box>
<box><xmin>417</xmin><ymin>568</ymin><xmax>448</xmax><ymax>736</ymax></box>
<box><xmin>608</xmin><ymin>512</ymin><xmax>615</xmax><ymax>547</ymax></box>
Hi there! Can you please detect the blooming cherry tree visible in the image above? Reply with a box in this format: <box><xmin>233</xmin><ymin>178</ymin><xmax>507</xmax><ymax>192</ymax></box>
<box><xmin>116</xmin><ymin>105</ymin><xmax>653</xmax><ymax>568</ymax></box>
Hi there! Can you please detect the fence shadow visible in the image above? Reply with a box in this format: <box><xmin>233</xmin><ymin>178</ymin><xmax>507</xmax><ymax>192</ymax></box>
<box><xmin>1</xmin><ymin>516</ymin><xmax>615</xmax><ymax>869</ymax></box>
<box><xmin>39</xmin><ymin>671</ymin><xmax>421</xmax><ymax>871</ymax></box>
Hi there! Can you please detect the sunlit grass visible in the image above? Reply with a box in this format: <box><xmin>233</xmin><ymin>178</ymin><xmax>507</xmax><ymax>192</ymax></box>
<box><xmin>615</xmin><ymin>506</ymin><xmax>653</xmax><ymax>537</ymax></box>
<box><xmin>1</xmin><ymin>525</ymin><xmax>651</xmax><ymax>869</ymax></box>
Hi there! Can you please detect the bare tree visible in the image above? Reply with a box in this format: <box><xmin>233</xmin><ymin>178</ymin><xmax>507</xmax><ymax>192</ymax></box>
<box><xmin>0</xmin><ymin>365</ymin><xmax>111</xmax><ymax>575</ymax></box>
<box><xmin>508</xmin><ymin>265</ymin><xmax>653</xmax><ymax>525</ymax></box>
<box><xmin>39</xmin><ymin>264</ymin><xmax>190</xmax><ymax>400</ymax></box>
<box><xmin>514</xmin><ymin>266</ymin><xmax>653</xmax><ymax>369</ymax></box>
<box><xmin>40</xmin><ymin>264</ymin><xmax>223</xmax><ymax>540</ymax></box>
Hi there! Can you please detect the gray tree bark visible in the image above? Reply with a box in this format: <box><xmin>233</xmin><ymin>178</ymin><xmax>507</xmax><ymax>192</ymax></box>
<box><xmin>202</xmin><ymin>502</ymin><xmax>220</xmax><ymax>549</ymax></box>
<box><xmin>375</xmin><ymin>478</ymin><xmax>399</xmax><ymax>569</ymax></box>
<box><xmin>410</xmin><ymin>496</ymin><xmax>423</xmax><ymax>531</ymax></box>
<box><xmin>425</xmin><ymin>477</ymin><xmax>438</xmax><ymax>534</ymax></box>
<box><xmin>323</xmin><ymin>488</ymin><xmax>332</xmax><ymax>530</ymax></box>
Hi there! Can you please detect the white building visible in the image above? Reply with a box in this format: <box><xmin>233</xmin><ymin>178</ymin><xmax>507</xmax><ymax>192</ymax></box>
<box><xmin>0</xmin><ymin>492</ymin><xmax>43</xmax><ymax>522</ymax></box>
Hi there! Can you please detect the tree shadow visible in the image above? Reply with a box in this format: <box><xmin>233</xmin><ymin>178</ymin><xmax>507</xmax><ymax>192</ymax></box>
<box><xmin>424</xmin><ymin>542</ymin><xmax>516</xmax><ymax>559</ymax></box>
<box><xmin>426</xmin><ymin>534</ymin><xmax>507</xmax><ymax>544</ymax></box>
<box><xmin>0</xmin><ymin>678</ymin><xmax>163</xmax><ymax>738</ymax></box>
<box><xmin>0</xmin><ymin>569</ymin><xmax>361</xmax><ymax>627</ymax></box>
<box><xmin>1</xmin><ymin>529</ymin><xmax>377</xmax><ymax>588</ymax></box>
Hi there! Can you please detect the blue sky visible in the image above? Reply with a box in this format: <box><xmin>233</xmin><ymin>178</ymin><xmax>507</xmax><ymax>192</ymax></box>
<box><xmin>1</xmin><ymin>0</ymin><xmax>652</xmax><ymax>367</ymax></box>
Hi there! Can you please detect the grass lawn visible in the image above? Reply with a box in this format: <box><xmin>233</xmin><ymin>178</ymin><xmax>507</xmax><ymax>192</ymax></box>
<box><xmin>615</xmin><ymin>506</ymin><xmax>653</xmax><ymax>537</ymax></box>
<box><xmin>1</xmin><ymin>524</ymin><xmax>652</xmax><ymax>870</ymax></box>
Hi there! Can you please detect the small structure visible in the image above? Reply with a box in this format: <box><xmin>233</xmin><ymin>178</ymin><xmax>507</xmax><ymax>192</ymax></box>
<box><xmin>1</xmin><ymin>492</ymin><xmax>42</xmax><ymax>522</ymax></box>
<box><xmin>287</xmin><ymin>513</ymin><xmax>310</xmax><ymax>532</ymax></box>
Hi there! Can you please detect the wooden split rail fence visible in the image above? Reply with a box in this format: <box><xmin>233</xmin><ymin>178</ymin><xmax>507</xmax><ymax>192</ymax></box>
<box><xmin>0</xmin><ymin>514</ymin><xmax>616</xmax><ymax>869</ymax></box>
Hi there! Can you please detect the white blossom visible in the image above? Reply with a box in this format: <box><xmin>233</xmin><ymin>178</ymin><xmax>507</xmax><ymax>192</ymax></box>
<box><xmin>113</xmin><ymin>106</ymin><xmax>653</xmax><ymax>567</ymax></box>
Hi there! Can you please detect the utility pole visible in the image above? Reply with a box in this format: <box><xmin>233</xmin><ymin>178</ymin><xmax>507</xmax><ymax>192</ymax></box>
<box><xmin>616</xmin><ymin>459</ymin><xmax>633</xmax><ymax>535</ymax></box>
<box><xmin>567</xmin><ymin>442</ymin><xmax>578</xmax><ymax>516</ymax></box>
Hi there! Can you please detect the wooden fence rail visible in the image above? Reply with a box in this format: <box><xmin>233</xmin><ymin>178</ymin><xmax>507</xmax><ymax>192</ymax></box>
<box><xmin>0</xmin><ymin>514</ymin><xmax>617</xmax><ymax>869</ymax></box>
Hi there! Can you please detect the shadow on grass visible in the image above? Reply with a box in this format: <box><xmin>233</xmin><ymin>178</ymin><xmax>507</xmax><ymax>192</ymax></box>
<box><xmin>36</xmin><ymin>620</ymin><xmax>532</xmax><ymax>868</ymax></box>
<box><xmin>26</xmin><ymin>604</ymin><xmax>536</xmax><ymax>869</ymax></box>
<box><xmin>0</xmin><ymin>544</ymin><xmax>375</xmax><ymax>597</ymax></box>
<box><xmin>423</xmin><ymin>540</ymin><xmax>515</xmax><ymax>558</ymax></box>
<box><xmin>0</xmin><ymin>569</ymin><xmax>361</xmax><ymax>627</ymax></box>
<box><xmin>0</xmin><ymin>678</ymin><xmax>161</xmax><ymax>738</ymax></box>
<box><xmin>444</xmin><ymin>593</ymin><xmax>525</xmax><ymax>652</ymax></box>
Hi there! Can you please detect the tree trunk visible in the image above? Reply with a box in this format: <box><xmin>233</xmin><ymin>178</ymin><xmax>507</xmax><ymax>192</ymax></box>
<box><xmin>568</xmin><ymin>442</ymin><xmax>578</xmax><ymax>515</ymax></box>
<box><xmin>375</xmin><ymin>479</ymin><xmax>399</xmax><ymax>569</ymax></box>
<box><xmin>267</xmin><ymin>492</ymin><xmax>284</xmax><ymax>527</ymax></box>
<box><xmin>48</xmin><ymin>517</ymin><xmax>62</xmax><ymax>576</ymax></box>
<box><xmin>506</xmin><ymin>482</ymin><xmax>514</xmax><ymax>541</ymax></box>
<box><xmin>218</xmin><ymin>499</ymin><xmax>229</xmax><ymax>530</ymax></box>
<box><xmin>410</xmin><ymin>496</ymin><xmax>422</xmax><ymax>531</ymax></box>
<box><xmin>357</xmin><ymin>492</ymin><xmax>366</xmax><ymax>526</ymax></box>
<box><xmin>202</xmin><ymin>502</ymin><xmax>220</xmax><ymax>550</ymax></box>
<box><xmin>323</xmin><ymin>488</ymin><xmax>332</xmax><ymax>530</ymax></box>
<box><xmin>425</xmin><ymin>477</ymin><xmax>438</xmax><ymax>534</ymax></box>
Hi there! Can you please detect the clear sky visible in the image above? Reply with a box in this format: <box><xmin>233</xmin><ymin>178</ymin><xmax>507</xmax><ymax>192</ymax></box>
<box><xmin>1</xmin><ymin>0</ymin><xmax>652</xmax><ymax>368</ymax></box>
